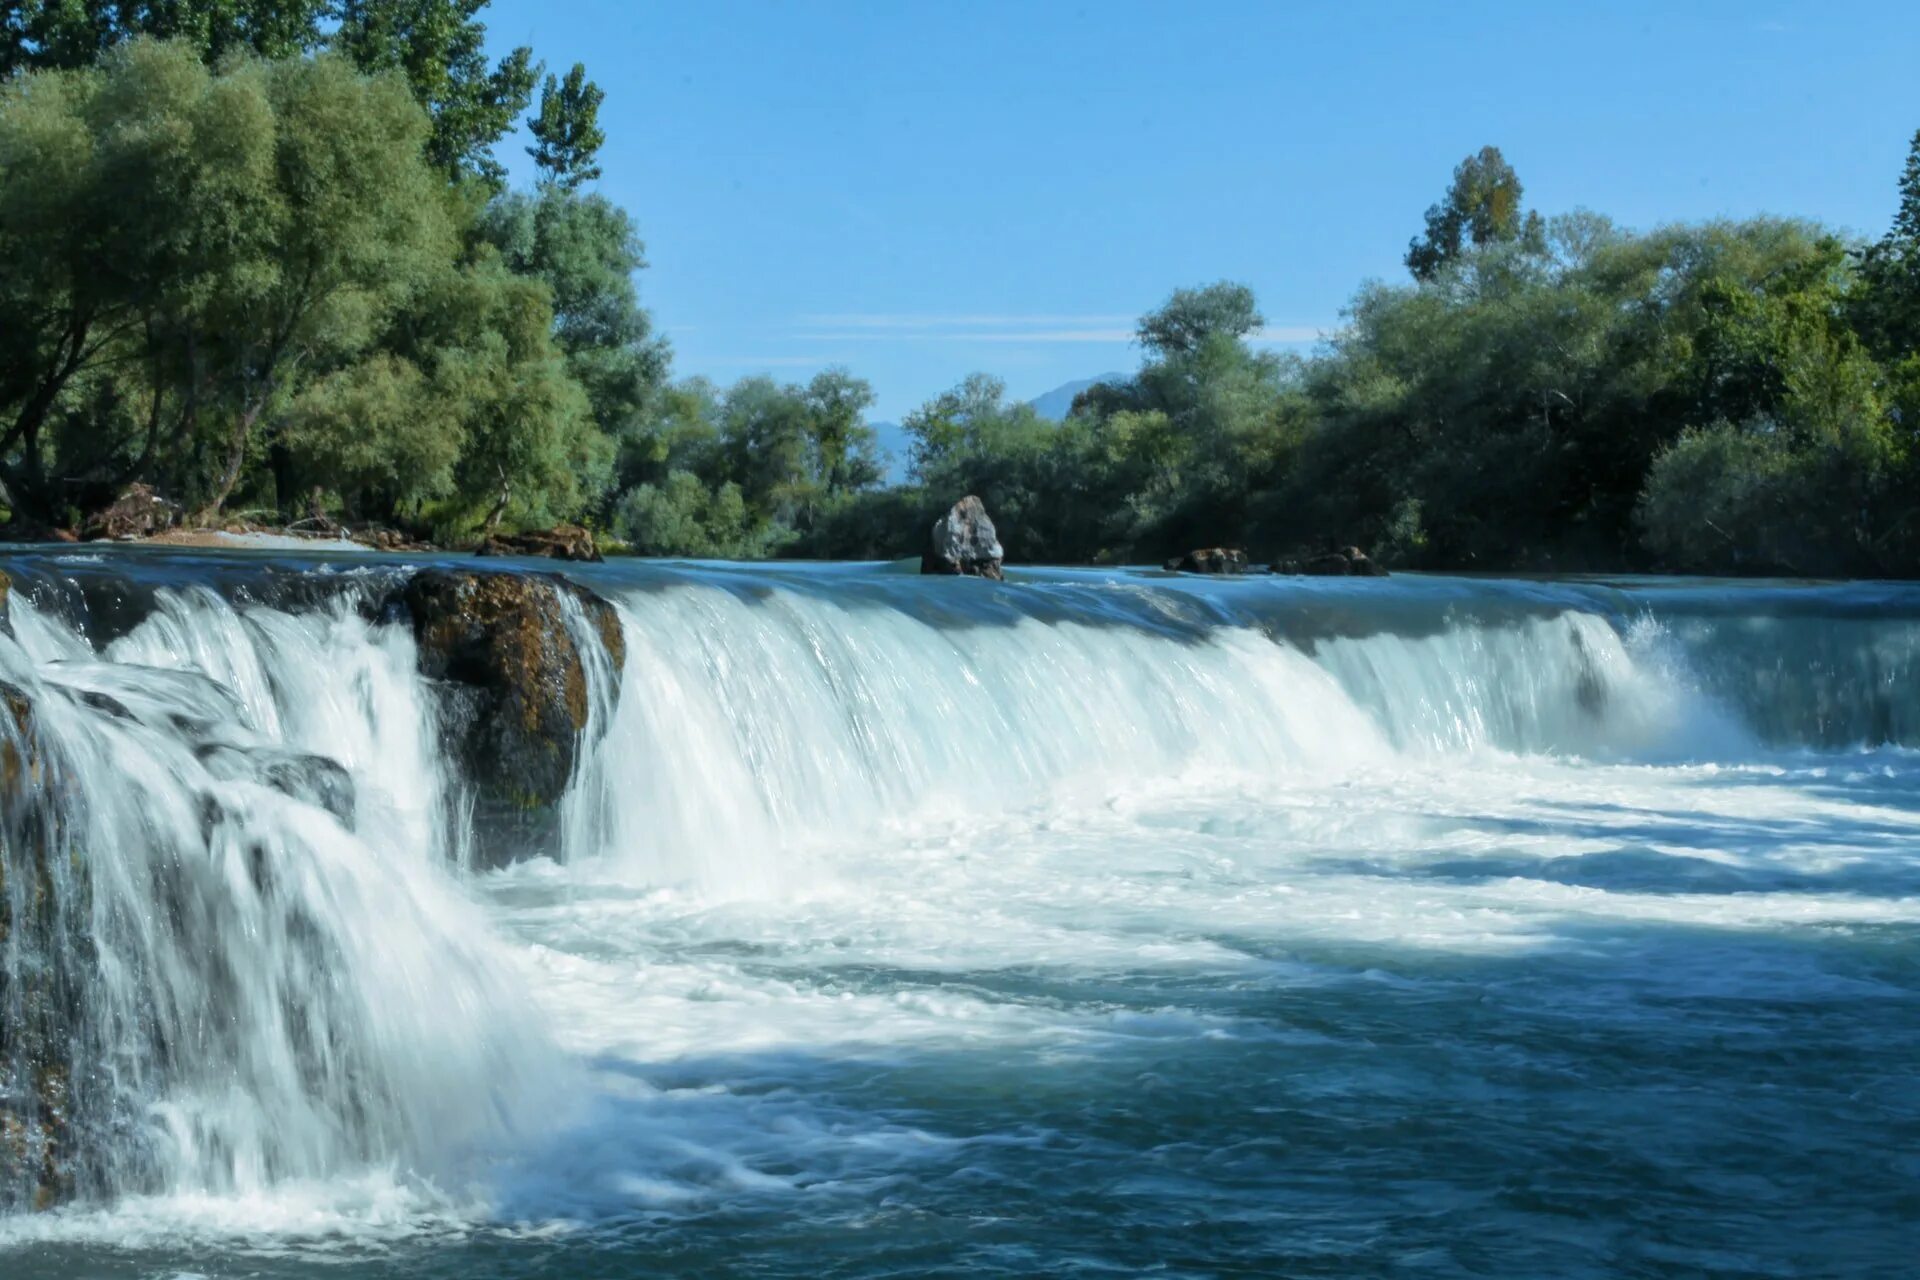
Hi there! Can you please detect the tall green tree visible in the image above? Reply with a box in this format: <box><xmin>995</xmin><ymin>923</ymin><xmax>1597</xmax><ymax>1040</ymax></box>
<box><xmin>527</xmin><ymin>61</ymin><xmax>604</xmax><ymax>189</ymax></box>
<box><xmin>1135</xmin><ymin>281</ymin><xmax>1263</xmax><ymax>358</ymax></box>
<box><xmin>0</xmin><ymin>0</ymin><xmax>327</xmax><ymax>75</ymax></box>
<box><xmin>431</xmin><ymin>254</ymin><xmax>604</xmax><ymax>532</ymax></box>
<box><xmin>1406</xmin><ymin>145</ymin><xmax>1542</xmax><ymax>282</ymax></box>
<box><xmin>329</xmin><ymin>0</ymin><xmax>536</xmax><ymax>185</ymax></box>
<box><xmin>477</xmin><ymin>186</ymin><xmax>669</xmax><ymax>480</ymax></box>
<box><xmin>1852</xmin><ymin>128</ymin><xmax>1920</xmax><ymax>360</ymax></box>
<box><xmin>0</xmin><ymin>40</ymin><xmax>457</xmax><ymax>519</ymax></box>
<box><xmin>194</xmin><ymin>48</ymin><xmax>458</xmax><ymax>516</ymax></box>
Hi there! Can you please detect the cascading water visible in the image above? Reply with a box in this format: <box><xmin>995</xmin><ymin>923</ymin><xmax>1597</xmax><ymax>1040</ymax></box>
<box><xmin>2</xmin><ymin>552</ymin><xmax>1918</xmax><ymax>1277</ymax></box>
<box><xmin>0</xmin><ymin>585</ymin><xmax>560</xmax><ymax>1211</ymax></box>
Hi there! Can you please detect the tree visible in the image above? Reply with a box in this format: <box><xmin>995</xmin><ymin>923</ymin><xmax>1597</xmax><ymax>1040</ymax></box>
<box><xmin>0</xmin><ymin>0</ymin><xmax>329</xmax><ymax>76</ymax></box>
<box><xmin>1136</xmin><ymin>282</ymin><xmax>1262</xmax><ymax>358</ymax></box>
<box><xmin>1852</xmin><ymin>128</ymin><xmax>1920</xmax><ymax>360</ymax></box>
<box><xmin>280</xmin><ymin>352</ymin><xmax>464</xmax><ymax>515</ymax></box>
<box><xmin>527</xmin><ymin>62</ymin><xmax>604</xmax><ymax>189</ymax></box>
<box><xmin>613</xmin><ymin>471</ymin><xmax>766</xmax><ymax>558</ymax></box>
<box><xmin>0</xmin><ymin>40</ymin><xmax>456</xmax><ymax>519</ymax></box>
<box><xmin>477</xmin><ymin>186</ymin><xmax>669</xmax><ymax>479</ymax></box>
<box><xmin>802</xmin><ymin>367</ymin><xmax>882</xmax><ymax>497</ymax></box>
<box><xmin>709</xmin><ymin>369</ymin><xmax>880</xmax><ymax>530</ymax></box>
<box><xmin>189</xmin><ymin>49</ymin><xmax>457</xmax><ymax>516</ymax></box>
<box><xmin>330</xmin><ymin>0</ymin><xmax>537</xmax><ymax>186</ymax></box>
<box><xmin>1406</xmin><ymin>145</ymin><xmax>1541</xmax><ymax>282</ymax></box>
<box><xmin>4</xmin><ymin>2</ymin><xmax>551</xmax><ymax>190</ymax></box>
<box><xmin>425</xmin><ymin>254</ymin><xmax>604</xmax><ymax>532</ymax></box>
<box><xmin>1891</xmin><ymin>128</ymin><xmax>1920</xmax><ymax>244</ymax></box>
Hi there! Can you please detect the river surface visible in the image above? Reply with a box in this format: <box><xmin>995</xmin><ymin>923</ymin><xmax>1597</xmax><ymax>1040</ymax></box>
<box><xmin>1</xmin><ymin>551</ymin><xmax>1917</xmax><ymax>1278</ymax></box>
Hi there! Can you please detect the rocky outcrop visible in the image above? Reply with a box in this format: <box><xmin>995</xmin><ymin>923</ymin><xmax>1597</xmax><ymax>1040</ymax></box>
<box><xmin>80</xmin><ymin>484</ymin><xmax>180</xmax><ymax>542</ymax></box>
<box><xmin>475</xmin><ymin>524</ymin><xmax>602</xmax><ymax>563</ymax></box>
<box><xmin>1</xmin><ymin>682</ymin><xmax>79</xmax><ymax>1211</ymax></box>
<box><xmin>1273</xmin><ymin>546</ymin><xmax>1389</xmax><ymax>577</ymax></box>
<box><xmin>387</xmin><ymin>570</ymin><xmax>625</xmax><ymax>864</ymax></box>
<box><xmin>921</xmin><ymin>496</ymin><xmax>1004</xmax><ymax>580</ymax></box>
<box><xmin>1163</xmin><ymin>548</ymin><xmax>1249</xmax><ymax>575</ymax></box>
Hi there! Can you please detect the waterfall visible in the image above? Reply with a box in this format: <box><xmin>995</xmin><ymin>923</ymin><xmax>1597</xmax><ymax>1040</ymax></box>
<box><xmin>3</xmin><ymin>552</ymin><xmax>1919</xmax><ymax>1219</ymax></box>
<box><xmin>1</xmin><ymin>590</ymin><xmax>561</xmax><ymax>1209</ymax></box>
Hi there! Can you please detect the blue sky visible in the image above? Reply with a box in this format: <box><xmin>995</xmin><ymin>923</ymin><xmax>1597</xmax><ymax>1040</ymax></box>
<box><xmin>483</xmin><ymin>0</ymin><xmax>1920</xmax><ymax>420</ymax></box>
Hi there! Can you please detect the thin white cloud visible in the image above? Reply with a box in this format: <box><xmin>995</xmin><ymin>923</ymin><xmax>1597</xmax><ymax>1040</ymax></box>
<box><xmin>799</xmin><ymin>328</ymin><xmax>1136</xmax><ymax>344</ymax></box>
<box><xmin>791</xmin><ymin>322</ymin><xmax>1333</xmax><ymax>345</ymax></box>
<box><xmin>698</xmin><ymin>355</ymin><xmax>839</xmax><ymax>367</ymax></box>
<box><xmin>797</xmin><ymin>313</ymin><xmax>1137</xmax><ymax>330</ymax></box>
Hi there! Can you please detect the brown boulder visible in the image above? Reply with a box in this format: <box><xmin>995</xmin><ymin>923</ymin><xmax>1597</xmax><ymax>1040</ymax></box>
<box><xmin>388</xmin><ymin>570</ymin><xmax>625</xmax><ymax>865</ymax></box>
<box><xmin>475</xmin><ymin>524</ymin><xmax>602</xmax><ymax>563</ymax></box>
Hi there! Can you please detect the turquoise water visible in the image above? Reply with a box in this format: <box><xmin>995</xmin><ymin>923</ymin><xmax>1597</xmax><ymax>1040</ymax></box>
<box><xmin>2</xmin><ymin>554</ymin><xmax>1918</xmax><ymax>1277</ymax></box>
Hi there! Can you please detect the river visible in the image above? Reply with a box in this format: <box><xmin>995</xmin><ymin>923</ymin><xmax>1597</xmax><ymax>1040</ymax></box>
<box><xmin>1</xmin><ymin>550</ymin><xmax>1916</xmax><ymax>1278</ymax></box>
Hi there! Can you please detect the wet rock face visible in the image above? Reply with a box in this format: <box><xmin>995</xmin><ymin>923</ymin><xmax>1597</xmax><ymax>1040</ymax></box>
<box><xmin>80</xmin><ymin>484</ymin><xmax>180</xmax><ymax>542</ymax></box>
<box><xmin>921</xmin><ymin>496</ymin><xmax>1005</xmax><ymax>580</ymax></box>
<box><xmin>1164</xmin><ymin>548</ymin><xmax>1248</xmax><ymax>574</ymax></box>
<box><xmin>390</xmin><ymin>570</ymin><xmax>625</xmax><ymax>865</ymax></box>
<box><xmin>0</xmin><ymin>683</ymin><xmax>81</xmax><ymax>1212</ymax></box>
<box><xmin>475</xmin><ymin>524</ymin><xmax>602</xmax><ymax>563</ymax></box>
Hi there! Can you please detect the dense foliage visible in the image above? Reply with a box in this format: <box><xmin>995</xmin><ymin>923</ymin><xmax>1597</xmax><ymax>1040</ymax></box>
<box><xmin>2</xmin><ymin>8</ymin><xmax>1917</xmax><ymax>572</ymax></box>
<box><xmin>793</xmin><ymin>145</ymin><xmax>1920</xmax><ymax>577</ymax></box>
<box><xmin>0</xmin><ymin>3</ymin><xmax>649</xmax><ymax>535</ymax></box>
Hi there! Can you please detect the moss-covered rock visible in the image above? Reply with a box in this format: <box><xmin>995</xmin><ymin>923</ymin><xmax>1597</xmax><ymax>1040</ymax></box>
<box><xmin>387</xmin><ymin>569</ymin><xmax>624</xmax><ymax>865</ymax></box>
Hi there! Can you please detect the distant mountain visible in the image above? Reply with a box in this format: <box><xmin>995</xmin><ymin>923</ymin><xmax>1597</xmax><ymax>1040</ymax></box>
<box><xmin>1027</xmin><ymin>373</ymin><xmax>1128</xmax><ymax>422</ymax></box>
<box><xmin>870</xmin><ymin>420</ymin><xmax>911</xmax><ymax>483</ymax></box>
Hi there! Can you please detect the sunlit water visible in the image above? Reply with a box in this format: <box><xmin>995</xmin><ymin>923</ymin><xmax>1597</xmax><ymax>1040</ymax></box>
<box><xmin>2</xmin><ymin>553</ymin><xmax>1917</xmax><ymax>1278</ymax></box>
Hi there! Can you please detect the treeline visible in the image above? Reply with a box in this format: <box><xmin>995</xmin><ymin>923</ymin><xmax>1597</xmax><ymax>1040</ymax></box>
<box><xmin>0</xmin><ymin>3</ymin><xmax>663</xmax><ymax>536</ymax></box>
<box><xmin>4</xmin><ymin>9</ymin><xmax>1919</xmax><ymax>574</ymax></box>
<box><xmin>613</xmin><ymin>145</ymin><xmax>1920</xmax><ymax>576</ymax></box>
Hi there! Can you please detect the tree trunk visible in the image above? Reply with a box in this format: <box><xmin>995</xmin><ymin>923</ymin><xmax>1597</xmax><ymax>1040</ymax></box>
<box><xmin>482</xmin><ymin>468</ymin><xmax>512</xmax><ymax>535</ymax></box>
<box><xmin>194</xmin><ymin>397</ymin><xmax>267</xmax><ymax>525</ymax></box>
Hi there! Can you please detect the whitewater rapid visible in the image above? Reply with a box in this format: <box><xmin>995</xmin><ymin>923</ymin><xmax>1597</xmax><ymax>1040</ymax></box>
<box><xmin>2</xmin><ymin>554</ymin><xmax>1917</xmax><ymax>1275</ymax></box>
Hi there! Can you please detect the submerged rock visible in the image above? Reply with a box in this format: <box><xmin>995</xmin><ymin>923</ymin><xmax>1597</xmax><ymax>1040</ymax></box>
<box><xmin>196</xmin><ymin>743</ymin><xmax>357</xmax><ymax>827</ymax></box>
<box><xmin>475</xmin><ymin>524</ymin><xmax>602</xmax><ymax>563</ymax></box>
<box><xmin>80</xmin><ymin>484</ymin><xmax>180</xmax><ymax>542</ymax></box>
<box><xmin>921</xmin><ymin>496</ymin><xmax>1005</xmax><ymax>580</ymax></box>
<box><xmin>388</xmin><ymin>569</ymin><xmax>624</xmax><ymax>864</ymax></box>
<box><xmin>1163</xmin><ymin>548</ymin><xmax>1249</xmax><ymax>575</ymax></box>
<box><xmin>1272</xmin><ymin>546</ymin><xmax>1389</xmax><ymax>577</ymax></box>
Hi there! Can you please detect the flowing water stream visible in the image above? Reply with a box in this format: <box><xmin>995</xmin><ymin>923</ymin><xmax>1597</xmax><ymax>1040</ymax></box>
<box><xmin>1</xmin><ymin>551</ymin><xmax>1916</xmax><ymax>1277</ymax></box>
